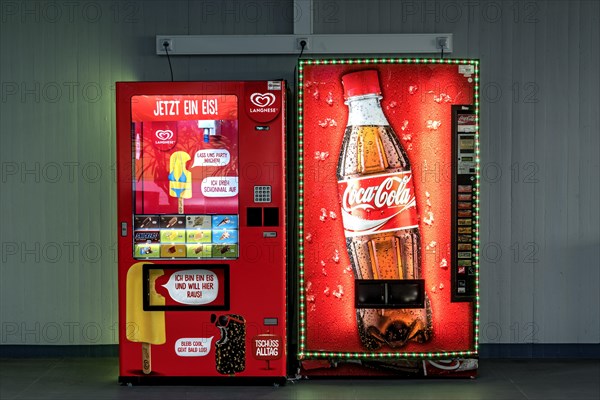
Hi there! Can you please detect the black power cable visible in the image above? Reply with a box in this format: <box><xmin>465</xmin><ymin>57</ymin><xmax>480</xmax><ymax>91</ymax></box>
<box><xmin>294</xmin><ymin>40</ymin><xmax>307</xmax><ymax>95</ymax></box>
<box><xmin>163</xmin><ymin>41</ymin><xmax>174</xmax><ymax>81</ymax></box>
<box><xmin>298</xmin><ymin>40</ymin><xmax>306</xmax><ymax>60</ymax></box>
<box><xmin>293</xmin><ymin>40</ymin><xmax>307</xmax><ymax>111</ymax></box>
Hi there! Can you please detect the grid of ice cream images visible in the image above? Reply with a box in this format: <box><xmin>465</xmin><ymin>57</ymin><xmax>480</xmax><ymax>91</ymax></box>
<box><xmin>133</xmin><ymin>215</ymin><xmax>239</xmax><ymax>259</ymax></box>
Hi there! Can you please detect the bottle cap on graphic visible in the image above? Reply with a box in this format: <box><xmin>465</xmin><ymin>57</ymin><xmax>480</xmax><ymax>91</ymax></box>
<box><xmin>342</xmin><ymin>70</ymin><xmax>381</xmax><ymax>98</ymax></box>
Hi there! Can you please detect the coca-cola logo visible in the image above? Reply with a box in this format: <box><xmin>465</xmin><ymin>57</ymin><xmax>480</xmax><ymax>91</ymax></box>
<box><xmin>338</xmin><ymin>172</ymin><xmax>419</xmax><ymax>236</ymax></box>
<box><xmin>155</xmin><ymin>129</ymin><xmax>174</xmax><ymax>141</ymax></box>
<box><xmin>341</xmin><ymin>175</ymin><xmax>416</xmax><ymax>213</ymax></box>
<box><xmin>458</xmin><ymin>114</ymin><xmax>476</xmax><ymax>124</ymax></box>
<box><xmin>250</xmin><ymin>93</ymin><xmax>276</xmax><ymax>108</ymax></box>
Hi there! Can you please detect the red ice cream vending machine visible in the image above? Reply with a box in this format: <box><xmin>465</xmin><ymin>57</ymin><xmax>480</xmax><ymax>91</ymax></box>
<box><xmin>116</xmin><ymin>81</ymin><xmax>287</xmax><ymax>383</ymax></box>
<box><xmin>297</xmin><ymin>59</ymin><xmax>480</xmax><ymax>377</ymax></box>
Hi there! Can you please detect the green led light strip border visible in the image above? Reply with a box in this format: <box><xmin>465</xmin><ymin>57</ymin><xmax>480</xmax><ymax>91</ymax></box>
<box><xmin>296</xmin><ymin>58</ymin><xmax>480</xmax><ymax>361</ymax></box>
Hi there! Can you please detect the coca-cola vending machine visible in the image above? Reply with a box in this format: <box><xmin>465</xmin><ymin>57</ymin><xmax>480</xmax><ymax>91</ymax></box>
<box><xmin>116</xmin><ymin>81</ymin><xmax>287</xmax><ymax>383</ymax></box>
<box><xmin>297</xmin><ymin>59</ymin><xmax>480</xmax><ymax>377</ymax></box>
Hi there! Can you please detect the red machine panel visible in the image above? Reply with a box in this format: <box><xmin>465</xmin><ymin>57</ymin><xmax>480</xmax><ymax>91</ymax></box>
<box><xmin>297</xmin><ymin>60</ymin><xmax>480</xmax><ymax>377</ymax></box>
<box><xmin>116</xmin><ymin>81</ymin><xmax>287</xmax><ymax>382</ymax></box>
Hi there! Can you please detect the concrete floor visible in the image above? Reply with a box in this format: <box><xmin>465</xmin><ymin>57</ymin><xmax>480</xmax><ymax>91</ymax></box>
<box><xmin>0</xmin><ymin>358</ymin><xmax>598</xmax><ymax>399</ymax></box>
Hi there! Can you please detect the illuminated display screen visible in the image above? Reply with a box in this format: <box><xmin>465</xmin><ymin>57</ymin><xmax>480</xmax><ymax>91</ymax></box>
<box><xmin>131</xmin><ymin>95</ymin><xmax>239</xmax><ymax>259</ymax></box>
<box><xmin>297</xmin><ymin>59</ymin><xmax>480</xmax><ymax>360</ymax></box>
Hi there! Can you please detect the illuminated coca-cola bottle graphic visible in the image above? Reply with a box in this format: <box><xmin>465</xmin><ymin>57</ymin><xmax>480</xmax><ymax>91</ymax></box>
<box><xmin>337</xmin><ymin>70</ymin><xmax>432</xmax><ymax>350</ymax></box>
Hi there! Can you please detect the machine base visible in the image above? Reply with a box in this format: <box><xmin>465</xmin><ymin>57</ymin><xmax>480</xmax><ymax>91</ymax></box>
<box><xmin>299</xmin><ymin>358</ymin><xmax>478</xmax><ymax>378</ymax></box>
<box><xmin>118</xmin><ymin>375</ymin><xmax>288</xmax><ymax>386</ymax></box>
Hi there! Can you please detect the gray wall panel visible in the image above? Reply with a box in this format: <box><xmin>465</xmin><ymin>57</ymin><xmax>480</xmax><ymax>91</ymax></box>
<box><xmin>1</xmin><ymin>0</ymin><xmax>598</xmax><ymax>346</ymax></box>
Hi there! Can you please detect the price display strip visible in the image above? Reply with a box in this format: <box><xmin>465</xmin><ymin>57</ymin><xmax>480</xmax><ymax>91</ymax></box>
<box><xmin>451</xmin><ymin>105</ymin><xmax>477</xmax><ymax>301</ymax></box>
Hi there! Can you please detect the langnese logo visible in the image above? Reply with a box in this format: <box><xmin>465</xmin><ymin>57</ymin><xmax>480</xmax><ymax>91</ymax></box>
<box><xmin>250</xmin><ymin>92</ymin><xmax>276</xmax><ymax>108</ymax></box>
<box><xmin>153</xmin><ymin>129</ymin><xmax>176</xmax><ymax>151</ymax></box>
<box><xmin>245</xmin><ymin>84</ymin><xmax>281</xmax><ymax>123</ymax></box>
<box><xmin>155</xmin><ymin>129</ymin><xmax>174</xmax><ymax>141</ymax></box>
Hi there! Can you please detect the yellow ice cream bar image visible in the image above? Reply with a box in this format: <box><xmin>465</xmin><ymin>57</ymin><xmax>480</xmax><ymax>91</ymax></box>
<box><xmin>159</xmin><ymin>229</ymin><xmax>185</xmax><ymax>243</ymax></box>
<box><xmin>186</xmin><ymin>229</ymin><xmax>211</xmax><ymax>243</ymax></box>
<box><xmin>125</xmin><ymin>263</ymin><xmax>166</xmax><ymax>345</ymax></box>
<box><xmin>168</xmin><ymin>151</ymin><xmax>192</xmax><ymax>199</ymax></box>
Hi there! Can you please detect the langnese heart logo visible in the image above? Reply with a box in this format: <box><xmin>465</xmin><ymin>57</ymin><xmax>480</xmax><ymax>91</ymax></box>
<box><xmin>153</xmin><ymin>128</ymin><xmax>177</xmax><ymax>151</ymax></box>
<box><xmin>155</xmin><ymin>130</ymin><xmax>174</xmax><ymax>141</ymax></box>
<box><xmin>245</xmin><ymin>84</ymin><xmax>281</xmax><ymax>123</ymax></box>
<box><xmin>250</xmin><ymin>93</ymin><xmax>276</xmax><ymax>108</ymax></box>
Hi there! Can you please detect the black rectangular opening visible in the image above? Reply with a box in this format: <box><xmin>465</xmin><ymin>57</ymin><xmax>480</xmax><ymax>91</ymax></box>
<box><xmin>355</xmin><ymin>279</ymin><xmax>425</xmax><ymax>309</ymax></box>
<box><xmin>355</xmin><ymin>281</ymin><xmax>385</xmax><ymax>308</ymax></box>
<box><xmin>387</xmin><ymin>280</ymin><xmax>425</xmax><ymax>308</ymax></box>
<box><xmin>263</xmin><ymin>207</ymin><xmax>279</xmax><ymax>227</ymax></box>
<box><xmin>246</xmin><ymin>207</ymin><xmax>262</xmax><ymax>226</ymax></box>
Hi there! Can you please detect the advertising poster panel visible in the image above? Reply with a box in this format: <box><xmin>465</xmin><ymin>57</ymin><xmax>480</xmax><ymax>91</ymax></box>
<box><xmin>297</xmin><ymin>59</ymin><xmax>480</xmax><ymax>377</ymax></box>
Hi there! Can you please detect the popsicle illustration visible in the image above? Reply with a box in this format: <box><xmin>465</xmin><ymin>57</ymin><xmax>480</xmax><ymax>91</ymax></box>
<box><xmin>217</xmin><ymin>217</ymin><xmax>230</xmax><ymax>226</ymax></box>
<box><xmin>166</xmin><ymin>217</ymin><xmax>178</xmax><ymax>228</ymax></box>
<box><xmin>126</xmin><ymin>262</ymin><xmax>165</xmax><ymax>375</ymax></box>
<box><xmin>168</xmin><ymin>151</ymin><xmax>192</xmax><ymax>213</ymax></box>
<box><xmin>219</xmin><ymin>229</ymin><xmax>230</xmax><ymax>241</ymax></box>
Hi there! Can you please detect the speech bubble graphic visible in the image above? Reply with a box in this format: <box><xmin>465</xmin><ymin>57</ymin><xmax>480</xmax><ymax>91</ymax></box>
<box><xmin>201</xmin><ymin>176</ymin><xmax>238</xmax><ymax>198</ymax></box>
<box><xmin>192</xmin><ymin>149</ymin><xmax>231</xmax><ymax>167</ymax></box>
<box><xmin>162</xmin><ymin>270</ymin><xmax>219</xmax><ymax>305</ymax></box>
<box><xmin>175</xmin><ymin>337</ymin><xmax>214</xmax><ymax>357</ymax></box>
